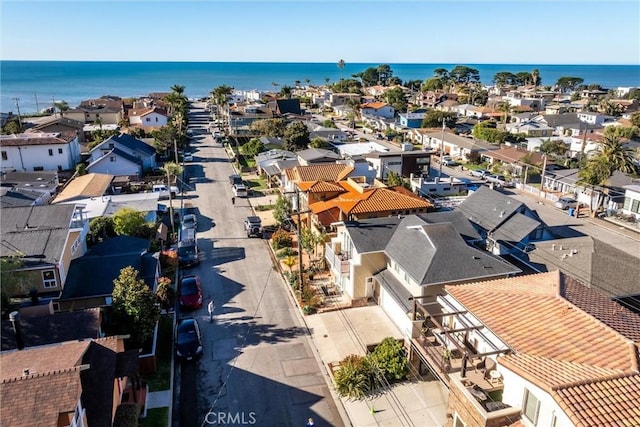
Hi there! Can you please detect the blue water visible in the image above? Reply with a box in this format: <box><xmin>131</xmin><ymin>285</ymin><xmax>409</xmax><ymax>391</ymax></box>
<box><xmin>1</xmin><ymin>61</ymin><xmax>639</xmax><ymax>114</ymax></box>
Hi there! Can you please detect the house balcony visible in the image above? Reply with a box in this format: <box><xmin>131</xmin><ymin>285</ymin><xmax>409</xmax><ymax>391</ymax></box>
<box><xmin>325</xmin><ymin>243</ymin><xmax>350</xmax><ymax>281</ymax></box>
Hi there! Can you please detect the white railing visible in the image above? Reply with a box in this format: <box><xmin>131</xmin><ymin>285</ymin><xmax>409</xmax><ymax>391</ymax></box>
<box><xmin>324</xmin><ymin>243</ymin><xmax>350</xmax><ymax>278</ymax></box>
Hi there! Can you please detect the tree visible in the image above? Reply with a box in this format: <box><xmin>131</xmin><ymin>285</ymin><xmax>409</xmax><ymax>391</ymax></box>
<box><xmin>556</xmin><ymin>76</ymin><xmax>584</xmax><ymax>93</ymax></box>
<box><xmin>386</xmin><ymin>170</ymin><xmax>403</xmax><ymax>186</ymax></box>
<box><xmin>382</xmin><ymin>87</ymin><xmax>407</xmax><ymax>114</ymax></box>
<box><xmin>210</xmin><ymin>84</ymin><xmax>233</xmax><ymax>106</ymax></box>
<box><xmin>421</xmin><ymin>110</ymin><xmax>457</xmax><ymax>128</ymax></box>
<box><xmin>515</xmin><ymin>72</ymin><xmax>533</xmax><ymax>86</ymax></box>
<box><xmin>151</xmin><ymin>125</ymin><xmax>178</xmax><ymax>156</ymax></box>
<box><xmin>273</xmin><ymin>195</ymin><xmax>292</xmax><ymax>226</ymax></box>
<box><xmin>279</xmin><ymin>85</ymin><xmax>293</xmax><ymax>99</ymax></box>
<box><xmin>321</xmin><ymin>119</ymin><xmax>337</xmax><ymax>129</ymax></box>
<box><xmin>283</xmin><ymin>121</ymin><xmax>310</xmax><ymax>151</ymax></box>
<box><xmin>629</xmin><ymin>111</ymin><xmax>640</xmax><ymax>127</ymax></box>
<box><xmin>170</xmin><ymin>84</ymin><xmax>185</xmax><ymax>95</ymax></box>
<box><xmin>532</xmin><ymin>69</ymin><xmax>541</xmax><ymax>87</ymax></box>
<box><xmin>112</xmin><ymin>208</ymin><xmax>149</xmax><ymax>237</ymax></box>
<box><xmin>241</xmin><ymin>138</ymin><xmax>265</xmax><ymax>157</ymax></box>
<box><xmin>300</xmin><ymin>228</ymin><xmax>316</xmax><ymax>258</ymax></box>
<box><xmin>599</xmin><ymin>100</ymin><xmax>623</xmax><ymax>117</ymax></box>
<box><xmin>493</xmin><ymin>72</ymin><xmax>517</xmax><ymax>87</ymax></box>
<box><xmin>161</xmin><ymin>162</ymin><xmax>183</xmax><ymax>233</ymax></box>
<box><xmin>498</xmin><ymin>102</ymin><xmax>512</xmax><ymax>123</ymax></box>
<box><xmin>111</xmin><ymin>266</ymin><xmax>161</xmax><ymax>348</ymax></box>
<box><xmin>449</xmin><ymin>65</ymin><xmax>480</xmax><ymax>84</ymax></box>
<box><xmin>539</xmin><ymin>139</ymin><xmax>568</xmax><ymax>158</ymax></box>
<box><xmin>155</xmin><ymin>277</ymin><xmax>175</xmax><ymax>311</ymax></box>
<box><xmin>309</xmin><ymin>137</ymin><xmax>327</xmax><ymax>148</ymax></box>
<box><xmin>249</xmin><ymin>118</ymin><xmax>287</xmax><ymax>137</ymax></box>
<box><xmin>376</xmin><ymin>64</ymin><xmax>393</xmax><ymax>86</ymax></box>
<box><xmin>88</xmin><ymin>216</ymin><xmax>116</xmax><ymax>244</ymax></box>
<box><xmin>422</xmin><ymin>77</ymin><xmax>445</xmax><ymax>92</ymax></box>
<box><xmin>472</xmin><ymin>121</ymin><xmax>508</xmax><ymax>144</ymax></box>
<box><xmin>337</xmin><ymin>59</ymin><xmax>346</xmax><ymax>81</ymax></box>
<box><xmin>0</xmin><ymin>256</ymin><xmax>32</xmax><ymax>300</ymax></box>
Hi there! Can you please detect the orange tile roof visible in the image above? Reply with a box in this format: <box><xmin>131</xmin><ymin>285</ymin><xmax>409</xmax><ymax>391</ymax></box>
<box><xmin>284</xmin><ymin>164</ymin><xmax>354</xmax><ymax>182</ymax></box>
<box><xmin>447</xmin><ymin>271</ymin><xmax>640</xmax><ymax>427</ymax></box>
<box><xmin>310</xmin><ymin>182</ymin><xmax>431</xmax><ymax>216</ymax></box>
<box><xmin>446</xmin><ymin>271</ymin><xmax>636</xmax><ymax>372</ymax></box>
<box><xmin>553</xmin><ymin>374</ymin><xmax>640</xmax><ymax>427</ymax></box>
<box><xmin>362</xmin><ymin>102</ymin><xmax>389</xmax><ymax>110</ymax></box>
<box><xmin>1</xmin><ymin>367</ymin><xmax>84</xmax><ymax>427</ymax></box>
<box><xmin>297</xmin><ymin>180</ymin><xmax>345</xmax><ymax>193</ymax></box>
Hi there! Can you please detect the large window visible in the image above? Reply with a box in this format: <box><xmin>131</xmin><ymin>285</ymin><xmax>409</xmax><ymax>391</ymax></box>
<box><xmin>453</xmin><ymin>413</ymin><xmax>467</xmax><ymax>427</ymax></box>
<box><xmin>42</xmin><ymin>270</ymin><xmax>57</xmax><ymax>288</ymax></box>
<box><xmin>523</xmin><ymin>389</ymin><xmax>541</xmax><ymax>425</ymax></box>
<box><xmin>1</xmin><ymin>151</ymin><xmax>7</xmax><ymax>160</ymax></box>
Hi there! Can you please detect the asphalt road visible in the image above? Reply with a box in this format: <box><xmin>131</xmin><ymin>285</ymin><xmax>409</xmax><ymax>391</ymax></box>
<box><xmin>173</xmin><ymin>103</ymin><xmax>343</xmax><ymax>427</ymax></box>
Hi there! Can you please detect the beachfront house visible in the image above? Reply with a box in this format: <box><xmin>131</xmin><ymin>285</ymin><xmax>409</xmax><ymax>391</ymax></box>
<box><xmin>0</xmin><ymin>132</ymin><xmax>82</xmax><ymax>173</ymax></box>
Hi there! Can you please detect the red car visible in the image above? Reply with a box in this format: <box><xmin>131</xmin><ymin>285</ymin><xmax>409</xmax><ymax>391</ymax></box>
<box><xmin>179</xmin><ymin>275</ymin><xmax>203</xmax><ymax>310</ymax></box>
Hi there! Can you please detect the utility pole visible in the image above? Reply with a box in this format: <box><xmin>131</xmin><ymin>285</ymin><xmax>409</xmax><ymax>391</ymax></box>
<box><xmin>12</xmin><ymin>98</ymin><xmax>22</xmax><ymax>130</ymax></box>
<box><xmin>539</xmin><ymin>154</ymin><xmax>547</xmax><ymax>197</ymax></box>
<box><xmin>579</xmin><ymin>121</ymin><xmax>588</xmax><ymax>160</ymax></box>
<box><xmin>295</xmin><ymin>190</ymin><xmax>304</xmax><ymax>291</ymax></box>
<box><xmin>438</xmin><ymin>117</ymin><xmax>446</xmax><ymax>179</ymax></box>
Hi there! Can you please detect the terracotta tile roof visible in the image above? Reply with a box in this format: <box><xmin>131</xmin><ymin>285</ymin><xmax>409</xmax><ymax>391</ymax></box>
<box><xmin>361</xmin><ymin>102</ymin><xmax>389</xmax><ymax>110</ymax></box>
<box><xmin>1</xmin><ymin>366</ymin><xmax>84</xmax><ymax>427</ymax></box>
<box><xmin>285</xmin><ymin>164</ymin><xmax>354</xmax><ymax>182</ymax></box>
<box><xmin>310</xmin><ymin>182</ymin><xmax>431</xmax><ymax>217</ymax></box>
<box><xmin>553</xmin><ymin>374</ymin><xmax>640</xmax><ymax>427</ymax></box>
<box><xmin>298</xmin><ymin>180</ymin><xmax>345</xmax><ymax>193</ymax></box>
<box><xmin>52</xmin><ymin>172</ymin><xmax>114</xmax><ymax>203</ymax></box>
<box><xmin>446</xmin><ymin>271</ymin><xmax>637</xmax><ymax>372</ymax></box>
<box><xmin>447</xmin><ymin>271</ymin><xmax>640</xmax><ymax>427</ymax></box>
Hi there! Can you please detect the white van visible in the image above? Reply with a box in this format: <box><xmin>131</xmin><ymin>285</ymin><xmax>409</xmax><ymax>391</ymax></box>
<box><xmin>152</xmin><ymin>184</ymin><xmax>180</xmax><ymax>199</ymax></box>
<box><xmin>232</xmin><ymin>183</ymin><xmax>248</xmax><ymax>198</ymax></box>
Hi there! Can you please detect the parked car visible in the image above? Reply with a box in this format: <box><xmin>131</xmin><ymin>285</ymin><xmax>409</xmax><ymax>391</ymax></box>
<box><xmin>244</xmin><ymin>216</ymin><xmax>263</xmax><ymax>238</ymax></box>
<box><xmin>175</xmin><ymin>317</ymin><xmax>203</xmax><ymax>361</ymax></box>
<box><xmin>554</xmin><ymin>197</ymin><xmax>578</xmax><ymax>210</ymax></box>
<box><xmin>485</xmin><ymin>174</ymin><xmax>514</xmax><ymax>188</ymax></box>
<box><xmin>441</xmin><ymin>156</ymin><xmax>458</xmax><ymax>166</ymax></box>
<box><xmin>229</xmin><ymin>174</ymin><xmax>243</xmax><ymax>186</ymax></box>
<box><xmin>181</xmin><ymin>213</ymin><xmax>197</xmax><ymax>230</ymax></box>
<box><xmin>183</xmin><ymin>153</ymin><xmax>194</xmax><ymax>162</ymax></box>
<box><xmin>469</xmin><ymin>169</ymin><xmax>490</xmax><ymax>179</ymax></box>
<box><xmin>233</xmin><ymin>183</ymin><xmax>248</xmax><ymax>198</ymax></box>
<box><xmin>179</xmin><ymin>275</ymin><xmax>203</xmax><ymax>310</ymax></box>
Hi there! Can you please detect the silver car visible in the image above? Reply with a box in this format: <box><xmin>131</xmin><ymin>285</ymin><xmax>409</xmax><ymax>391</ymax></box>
<box><xmin>554</xmin><ymin>197</ymin><xmax>578</xmax><ymax>210</ymax></box>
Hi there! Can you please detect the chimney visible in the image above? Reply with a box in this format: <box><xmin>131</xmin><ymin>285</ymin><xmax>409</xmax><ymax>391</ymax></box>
<box><xmin>23</xmin><ymin>369</ymin><xmax>30</xmax><ymax>376</ymax></box>
<box><xmin>9</xmin><ymin>311</ymin><xmax>24</xmax><ymax>350</ymax></box>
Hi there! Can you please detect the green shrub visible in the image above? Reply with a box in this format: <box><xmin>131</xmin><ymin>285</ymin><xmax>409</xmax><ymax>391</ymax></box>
<box><xmin>369</xmin><ymin>337</ymin><xmax>408</xmax><ymax>381</ymax></box>
<box><xmin>113</xmin><ymin>403</ymin><xmax>141</xmax><ymax>427</ymax></box>
<box><xmin>276</xmin><ymin>247</ymin><xmax>297</xmax><ymax>258</ymax></box>
<box><xmin>333</xmin><ymin>354</ymin><xmax>377</xmax><ymax>399</ymax></box>
<box><xmin>271</xmin><ymin>228</ymin><xmax>293</xmax><ymax>250</ymax></box>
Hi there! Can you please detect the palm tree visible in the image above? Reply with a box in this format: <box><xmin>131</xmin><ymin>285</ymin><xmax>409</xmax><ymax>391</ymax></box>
<box><xmin>294</xmin><ymin>80</ymin><xmax>301</xmax><ymax>88</ymax></box>
<box><xmin>305</xmin><ymin>78</ymin><xmax>311</xmax><ymax>88</ymax></box>
<box><xmin>337</xmin><ymin>59</ymin><xmax>346</xmax><ymax>81</ymax></box>
<box><xmin>272</xmin><ymin>82</ymin><xmax>280</xmax><ymax>96</ymax></box>
<box><xmin>279</xmin><ymin>85</ymin><xmax>293</xmax><ymax>99</ymax></box>
<box><xmin>324</xmin><ymin>77</ymin><xmax>330</xmax><ymax>86</ymax></box>
<box><xmin>578</xmin><ymin>135</ymin><xmax>637</xmax><ymax>215</ymax></box>
<box><xmin>498</xmin><ymin>102</ymin><xmax>512</xmax><ymax>124</ymax></box>
<box><xmin>170</xmin><ymin>84</ymin><xmax>185</xmax><ymax>95</ymax></box>
<box><xmin>532</xmin><ymin>69</ymin><xmax>540</xmax><ymax>87</ymax></box>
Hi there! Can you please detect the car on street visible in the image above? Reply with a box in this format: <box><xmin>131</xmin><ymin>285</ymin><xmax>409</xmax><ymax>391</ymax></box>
<box><xmin>179</xmin><ymin>275</ymin><xmax>203</xmax><ymax>310</ymax></box>
<box><xmin>554</xmin><ymin>196</ymin><xmax>579</xmax><ymax>210</ymax></box>
<box><xmin>485</xmin><ymin>174</ymin><xmax>514</xmax><ymax>188</ymax></box>
<box><xmin>440</xmin><ymin>156</ymin><xmax>458</xmax><ymax>166</ymax></box>
<box><xmin>175</xmin><ymin>317</ymin><xmax>203</xmax><ymax>361</ymax></box>
<box><xmin>233</xmin><ymin>183</ymin><xmax>248</xmax><ymax>198</ymax></box>
<box><xmin>469</xmin><ymin>169</ymin><xmax>490</xmax><ymax>179</ymax></box>
<box><xmin>183</xmin><ymin>153</ymin><xmax>193</xmax><ymax>162</ymax></box>
<box><xmin>181</xmin><ymin>213</ymin><xmax>197</xmax><ymax>230</ymax></box>
<box><xmin>244</xmin><ymin>216</ymin><xmax>263</xmax><ymax>238</ymax></box>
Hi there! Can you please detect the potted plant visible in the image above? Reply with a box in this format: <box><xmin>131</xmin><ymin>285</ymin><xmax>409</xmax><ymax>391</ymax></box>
<box><xmin>443</xmin><ymin>349</ymin><xmax>452</xmax><ymax>372</ymax></box>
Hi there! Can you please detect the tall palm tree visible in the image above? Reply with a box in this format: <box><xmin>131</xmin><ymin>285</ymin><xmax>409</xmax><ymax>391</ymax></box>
<box><xmin>305</xmin><ymin>78</ymin><xmax>311</xmax><ymax>88</ymax></box>
<box><xmin>170</xmin><ymin>84</ymin><xmax>186</xmax><ymax>95</ymax></box>
<box><xmin>498</xmin><ymin>102</ymin><xmax>512</xmax><ymax>124</ymax></box>
<box><xmin>337</xmin><ymin>59</ymin><xmax>345</xmax><ymax>81</ymax></box>
<box><xmin>532</xmin><ymin>69</ymin><xmax>540</xmax><ymax>87</ymax></box>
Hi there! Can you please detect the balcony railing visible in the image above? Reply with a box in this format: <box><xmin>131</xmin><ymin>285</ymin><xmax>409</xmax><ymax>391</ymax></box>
<box><xmin>325</xmin><ymin>243</ymin><xmax>350</xmax><ymax>279</ymax></box>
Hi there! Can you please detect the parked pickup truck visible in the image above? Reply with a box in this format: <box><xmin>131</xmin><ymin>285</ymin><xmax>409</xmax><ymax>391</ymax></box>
<box><xmin>244</xmin><ymin>216</ymin><xmax>263</xmax><ymax>238</ymax></box>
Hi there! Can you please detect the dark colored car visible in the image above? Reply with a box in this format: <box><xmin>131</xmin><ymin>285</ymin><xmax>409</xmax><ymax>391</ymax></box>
<box><xmin>179</xmin><ymin>275</ymin><xmax>203</xmax><ymax>310</ymax></box>
<box><xmin>175</xmin><ymin>317</ymin><xmax>203</xmax><ymax>361</ymax></box>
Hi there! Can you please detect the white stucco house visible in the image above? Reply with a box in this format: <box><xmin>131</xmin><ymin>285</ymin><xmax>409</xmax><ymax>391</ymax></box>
<box><xmin>0</xmin><ymin>132</ymin><xmax>81</xmax><ymax>173</ymax></box>
<box><xmin>360</xmin><ymin>102</ymin><xmax>395</xmax><ymax>119</ymax></box>
<box><xmin>127</xmin><ymin>106</ymin><xmax>168</xmax><ymax>128</ymax></box>
<box><xmin>621</xmin><ymin>184</ymin><xmax>640</xmax><ymax>219</ymax></box>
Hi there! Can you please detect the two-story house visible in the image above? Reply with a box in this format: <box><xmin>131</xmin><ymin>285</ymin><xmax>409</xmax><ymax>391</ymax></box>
<box><xmin>127</xmin><ymin>106</ymin><xmax>169</xmax><ymax>129</ymax></box>
<box><xmin>360</xmin><ymin>101</ymin><xmax>395</xmax><ymax>119</ymax></box>
<box><xmin>86</xmin><ymin>133</ymin><xmax>157</xmax><ymax>177</ymax></box>
<box><xmin>456</xmin><ymin>186</ymin><xmax>552</xmax><ymax>256</ymax></box>
<box><xmin>0</xmin><ymin>132</ymin><xmax>82</xmax><ymax>173</ymax></box>
<box><xmin>0</xmin><ymin>204</ymin><xmax>89</xmax><ymax>299</ymax></box>
<box><xmin>0</xmin><ymin>336</ymin><xmax>147</xmax><ymax>427</ymax></box>
<box><xmin>62</xmin><ymin>97</ymin><xmax>125</xmax><ymax>125</ymax></box>
<box><xmin>325</xmin><ymin>214</ymin><xmax>520</xmax><ymax>335</ymax></box>
<box><xmin>415</xmin><ymin>270</ymin><xmax>640</xmax><ymax>427</ymax></box>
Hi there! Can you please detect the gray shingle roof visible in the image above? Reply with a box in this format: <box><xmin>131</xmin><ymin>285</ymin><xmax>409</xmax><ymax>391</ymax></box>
<box><xmin>491</xmin><ymin>212</ymin><xmax>541</xmax><ymax>244</ymax></box>
<box><xmin>385</xmin><ymin>218</ymin><xmax>520</xmax><ymax>286</ymax></box>
<box><xmin>344</xmin><ymin>216</ymin><xmax>404</xmax><ymax>254</ymax></box>
<box><xmin>456</xmin><ymin>186</ymin><xmax>525</xmax><ymax>232</ymax></box>
<box><xmin>417</xmin><ymin>211</ymin><xmax>481</xmax><ymax>242</ymax></box>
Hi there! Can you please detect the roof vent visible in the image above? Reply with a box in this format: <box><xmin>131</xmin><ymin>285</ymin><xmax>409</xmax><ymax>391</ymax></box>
<box><xmin>23</xmin><ymin>368</ymin><xmax>30</xmax><ymax>376</ymax></box>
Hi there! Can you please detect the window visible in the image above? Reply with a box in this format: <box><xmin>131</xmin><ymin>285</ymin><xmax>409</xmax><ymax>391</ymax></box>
<box><xmin>110</xmin><ymin>156</ymin><xmax>116</xmax><ymax>162</ymax></box>
<box><xmin>42</xmin><ymin>270</ymin><xmax>57</xmax><ymax>288</ymax></box>
<box><xmin>145</xmin><ymin>117</ymin><xmax>151</xmax><ymax>122</ymax></box>
<box><xmin>48</xmin><ymin>148</ymin><xmax>53</xmax><ymax>156</ymax></box>
<box><xmin>624</xmin><ymin>197</ymin><xmax>631</xmax><ymax>210</ymax></box>
<box><xmin>58</xmin><ymin>148</ymin><xmax>63</xmax><ymax>154</ymax></box>
<box><xmin>453</xmin><ymin>413</ymin><xmax>466</xmax><ymax>427</ymax></box>
<box><xmin>632</xmin><ymin>200</ymin><xmax>640</xmax><ymax>214</ymax></box>
<box><xmin>522</xmin><ymin>389</ymin><xmax>541</xmax><ymax>425</ymax></box>
<box><xmin>1</xmin><ymin>151</ymin><xmax>7</xmax><ymax>160</ymax></box>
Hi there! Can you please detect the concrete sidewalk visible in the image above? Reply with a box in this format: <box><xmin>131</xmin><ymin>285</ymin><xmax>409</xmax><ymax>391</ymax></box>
<box><xmin>305</xmin><ymin>306</ymin><xmax>448</xmax><ymax>427</ymax></box>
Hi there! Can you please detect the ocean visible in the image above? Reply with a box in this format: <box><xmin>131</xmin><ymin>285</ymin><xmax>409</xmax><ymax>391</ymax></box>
<box><xmin>1</xmin><ymin>61</ymin><xmax>639</xmax><ymax>114</ymax></box>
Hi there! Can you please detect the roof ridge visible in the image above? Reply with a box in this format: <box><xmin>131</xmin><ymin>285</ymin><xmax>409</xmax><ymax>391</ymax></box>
<box><xmin>551</xmin><ymin>370</ymin><xmax>640</xmax><ymax>391</ymax></box>
<box><xmin>1</xmin><ymin>365</ymin><xmax>87</xmax><ymax>383</ymax></box>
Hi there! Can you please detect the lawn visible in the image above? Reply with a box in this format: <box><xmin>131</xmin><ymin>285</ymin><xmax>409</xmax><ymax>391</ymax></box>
<box><xmin>143</xmin><ymin>315</ymin><xmax>173</xmax><ymax>392</ymax></box>
<box><xmin>140</xmin><ymin>407</ymin><xmax>168</xmax><ymax>427</ymax></box>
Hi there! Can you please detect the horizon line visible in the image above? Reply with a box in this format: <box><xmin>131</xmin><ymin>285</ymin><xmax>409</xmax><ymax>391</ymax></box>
<box><xmin>1</xmin><ymin>59</ymin><xmax>639</xmax><ymax>67</ymax></box>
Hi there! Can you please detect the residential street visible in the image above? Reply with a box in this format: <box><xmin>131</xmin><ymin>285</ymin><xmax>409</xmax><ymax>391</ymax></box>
<box><xmin>172</xmin><ymin>103</ymin><xmax>344</xmax><ymax>427</ymax></box>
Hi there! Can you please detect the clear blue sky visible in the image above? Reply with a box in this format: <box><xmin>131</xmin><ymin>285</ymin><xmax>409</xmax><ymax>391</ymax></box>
<box><xmin>1</xmin><ymin>0</ymin><xmax>638</xmax><ymax>64</ymax></box>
